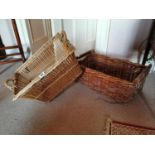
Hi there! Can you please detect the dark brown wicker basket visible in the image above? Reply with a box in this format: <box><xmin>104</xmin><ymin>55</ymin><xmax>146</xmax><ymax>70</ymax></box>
<box><xmin>78</xmin><ymin>50</ymin><xmax>151</xmax><ymax>104</ymax></box>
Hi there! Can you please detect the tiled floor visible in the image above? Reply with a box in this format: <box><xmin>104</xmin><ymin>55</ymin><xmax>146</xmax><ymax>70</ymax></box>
<box><xmin>0</xmin><ymin>62</ymin><xmax>155</xmax><ymax>134</ymax></box>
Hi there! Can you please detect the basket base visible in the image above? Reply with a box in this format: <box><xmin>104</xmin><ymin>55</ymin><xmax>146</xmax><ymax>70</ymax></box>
<box><xmin>80</xmin><ymin>80</ymin><xmax>137</xmax><ymax>104</ymax></box>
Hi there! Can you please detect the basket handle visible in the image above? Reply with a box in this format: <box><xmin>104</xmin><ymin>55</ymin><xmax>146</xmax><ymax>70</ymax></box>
<box><xmin>76</xmin><ymin>50</ymin><xmax>94</xmax><ymax>61</ymax></box>
<box><xmin>134</xmin><ymin>64</ymin><xmax>152</xmax><ymax>89</ymax></box>
<box><xmin>61</xmin><ymin>31</ymin><xmax>68</xmax><ymax>42</ymax></box>
<box><xmin>4</xmin><ymin>79</ymin><xmax>16</xmax><ymax>91</ymax></box>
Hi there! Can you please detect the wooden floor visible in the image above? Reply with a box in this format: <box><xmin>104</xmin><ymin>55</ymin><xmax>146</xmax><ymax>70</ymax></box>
<box><xmin>0</xmin><ymin>62</ymin><xmax>155</xmax><ymax>134</ymax></box>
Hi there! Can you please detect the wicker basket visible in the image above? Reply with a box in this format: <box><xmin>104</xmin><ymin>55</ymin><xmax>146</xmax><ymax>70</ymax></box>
<box><xmin>78</xmin><ymin>50</ymin><xmax>151</xmax><ymax>103</ymax></box>
<box><xmin>5</xmin><ymin>31</ymin><xmax>82</xmax><ymax>102</ymax></box>
<box><xmin>106</xmin><ymin>119</ymin><xmax>155</xmax><ymax>135</ymax></box>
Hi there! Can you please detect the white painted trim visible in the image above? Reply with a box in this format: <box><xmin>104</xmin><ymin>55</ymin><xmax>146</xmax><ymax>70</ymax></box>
<box><xmin>95</xmin><ymin>19</ymin><xmax>111</xmax><ymax>55</ymax></box>
<box><xmin>106</xmin><ymin>20</ymin><xmax>111</xmax><ymax>55</ymax></box>
<box><xmin>16</xmin><ymin>19</ymin><xmax>30</xmax><ymax>58</ymax></box>
<box><xmin>51</xmin><ymin>19</ymin><xmax>63</xmax><ymax>35</ymax></box>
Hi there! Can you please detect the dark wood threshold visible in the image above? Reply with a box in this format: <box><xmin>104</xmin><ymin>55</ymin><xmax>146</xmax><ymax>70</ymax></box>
<box><xmin>0</xmin><ymin>58</ymin><xmax>23</xmax><ymax>64</ymax></box>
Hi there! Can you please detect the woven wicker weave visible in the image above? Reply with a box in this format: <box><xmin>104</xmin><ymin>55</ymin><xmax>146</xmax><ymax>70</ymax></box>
<box><xmin>108</xmin><ymin>120</ymin><xmax>155</xmax><ymax>135</ymax></box>
<box><xmin>5</xmin><ymin>31</ymin><xmax>82</xmax><ymax>102</ymax></box>
<box><xmin>78</xmin><ymin>50</ymin><xmax>151</xmax><ymax>103</ymax></box>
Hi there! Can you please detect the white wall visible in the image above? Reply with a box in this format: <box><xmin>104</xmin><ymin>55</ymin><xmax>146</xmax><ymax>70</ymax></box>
<box><xmin>1</xmin><ymin>19</ymin><xmax>152</xmax><ymax>62</ymax></box>
<box><xmin>16</xmin><ymin>19</ymin><xmax>30</xmax><ymax>53</ymax></box>
<box><xmin>52</xmin><ymin>19</ymin><xmax>152</xmax><ymax>62</ymax></box>
<box><xmin>95</xmin><ymin>19</ymin><xmax>110</xmax><ymax>55</ymax></box>
<box><xmin>107</xmin><ymin>19</ymin><xmax>152</xmax><ymax>62</ymax></box>
<box><xmin>0</xmin><ymin>19</ymin><xmax>17</xmax><ymax>54</ymax></box>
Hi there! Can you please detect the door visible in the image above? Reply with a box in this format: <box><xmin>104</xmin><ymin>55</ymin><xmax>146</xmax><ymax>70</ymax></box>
<box><xmin>25</xmin><ymin>19</ymin><xmax>52</xmax><ymax>54</ymax></box>
<box><xmin>51</xmin><ymin>19</ymin><xmax>110</xmax><ymax>56</ymax></box>
<box><xmin>63</xmin><ymin>19</ymin><xmax>97</xmax><ymax>56</ymax></box>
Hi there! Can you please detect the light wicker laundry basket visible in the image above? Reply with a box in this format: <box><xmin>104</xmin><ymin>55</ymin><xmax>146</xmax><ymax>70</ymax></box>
<box><xmin>5</xmin><ymin>31</ymin><xmax>82</xmax><ymax>102</ymax></box>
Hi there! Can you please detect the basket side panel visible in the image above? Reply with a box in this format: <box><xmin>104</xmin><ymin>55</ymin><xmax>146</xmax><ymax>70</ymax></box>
<box><xmin>22</xmin><ymin>54</ymin><xmax>78</xmax><ymax>98</ymax></box>
<box><xmin>13</xmin><ymin>41</ymin><xmax>55</xmax><ymax>95</ymax></box>
<box><xmin>81</xmin><ymin>54</ymin><xmax>143</xmax><ymax>82</ymax></box>
<box><xmin>36</xmin><ymin>64</ymin><xmax>82</xmax><ymax>102</ymax></box>
<box><xmin>80</xmin><ymin>67</ymin><xmax>135</xmax><ymax>103</ymax></box>
<box><xmin>18</xmin><ymin>43</ymin><xmax>55</xmax><ymax>81</ymax></box>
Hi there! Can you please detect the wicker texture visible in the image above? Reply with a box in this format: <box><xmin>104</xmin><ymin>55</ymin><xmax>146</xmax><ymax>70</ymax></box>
<box><xmin>79</xmin><ymin>50</ymin><xmax>151</xmax><ymax>103</ymax></box>
<box><xmin>5</xmin><ymin>31</ymin><xmax>82</xmax><ymax>102</ymax></box>
<box><xmin>109</xmin><ymin>120</ymin><xmax>155</xmax><ymax>135</ymax></box>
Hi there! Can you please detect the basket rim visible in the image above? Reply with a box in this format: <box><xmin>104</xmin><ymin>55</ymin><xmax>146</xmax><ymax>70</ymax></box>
<box><xmin>86</xmin><ymin>52</ymin><xmax>147</xmax><ymax>69</ymax></box>
<box><xmin>81</xmin><ymin>64</ymin><xmax>134</xmax><ymax>86</ymax></box>
<box><xmin>16</xmin><ymin>31</ymin><xmax>75</xmax><ymax>73</ymax></box>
